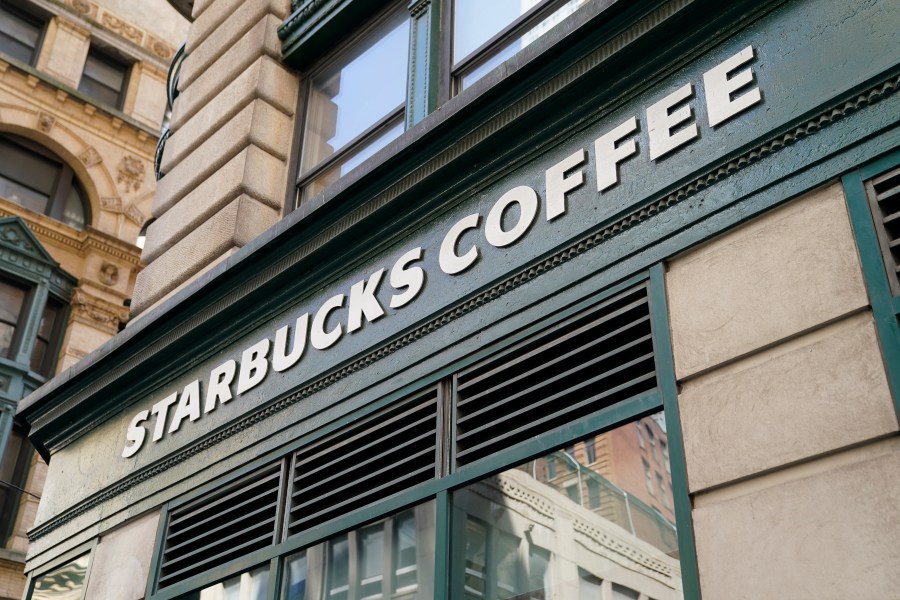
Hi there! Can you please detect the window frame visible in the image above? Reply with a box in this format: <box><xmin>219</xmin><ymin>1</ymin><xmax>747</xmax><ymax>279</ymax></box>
<box><xmin>294</xmin><ymin>2</ymin><xmax>411</xmax><ymax>207</ymax></box>
<box><xmin>24</xmin><ymin>542</ymin><xmax>95</xmax><ymax>600</ymax></box>
<box><xmin>0</xmin><ymin>0</ymin><xmax>46</xmax><ymax>66</ymax></box>
<box><xmin>0</xmin><ymin>134</ymin><xmax>92</xmax><ymax>230</ymax></box>
<box><xmin>78</xmin><ymin>44</ymin><xmax>131</xmax><ymax>111</ymax></box>
<box><xmin>145</xmin><ymin>267</ymin><xmax>701</xmax><ymax>600</ymax></box>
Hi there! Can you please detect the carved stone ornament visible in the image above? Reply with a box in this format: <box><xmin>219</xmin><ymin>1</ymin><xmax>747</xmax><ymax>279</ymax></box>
<box><xmin>98</xmin><ymin>262</ymin><xmax>119</xmax><ymax>287</ymax></box>
<box><xmin>117</xmin><ymin>156</ymin><xmax>145</xmax><ymax>193</ymax></box>
<box><xmin>37</xmin><ymin>112</ymin><xmax>56</xmax><ymax>133</ymax></box>
<box><xmin>72</xmin><ymin>290</ymin><xmax>127</xmax><ymax>334</ymax></box>
<box><xmin>146</xmin><ymin>36</ymin><xmax>174</xmax><ymax>60</ymax></box>
<box><xmin>124</xmin><ymin>203</ymin><xmax>145</xmax><ymax>226</ymax></box>
<box><xmin>101</xmin><ymin>12</ymin><xmax>143</xmax><ymax>45</ymax></box>
<box><xmin>78</xmin><ymin>147</ymin><xmax>102</xmax><ymax>167</ymax></box>
<box><xmin>71</xmin><ymin>0</ymin><xmax>92</xmax><ymax>15</ymax></box>
<box><xmin>100</xmin><ymin>197</ymin><xmax>123</xmax><ymax>212</ymax></box>
<box><xmin>0</xmin><ymin>225</ymin><xmax>34</xmax><ymax>253</ymax></box>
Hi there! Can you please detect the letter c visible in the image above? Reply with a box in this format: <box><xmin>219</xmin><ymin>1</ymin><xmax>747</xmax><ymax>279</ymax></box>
<box><xmin>439</xmin><ymin>213</ymin><xmax>481</xmax><ymax>275</ymax></box>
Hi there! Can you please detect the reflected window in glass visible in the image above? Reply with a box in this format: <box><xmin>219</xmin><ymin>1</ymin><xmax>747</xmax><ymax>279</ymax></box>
<box><xmin>452</xmin><ymin>413</ymin><xmax>683</xmax><ymax>599</ymax></box>
<box><xmin>297</xmin><ymin>5</ymin><xmax>409</xmax><ymax>206</ymax></box>
<box><xmin>452</xmin><ymin>0</ymin><xmax>590</xmax><ymax>91</ymax></box>
<box><xmin>283</xmin><ymin>501</ymin><xmax>435</xmax><ymax>600</ymax></box>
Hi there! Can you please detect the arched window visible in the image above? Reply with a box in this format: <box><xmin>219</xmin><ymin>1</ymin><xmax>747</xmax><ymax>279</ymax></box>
<box><xmin>0</xmin><ymin>134</ymin><xmax>91</xmax><ymax>230</ymax></box>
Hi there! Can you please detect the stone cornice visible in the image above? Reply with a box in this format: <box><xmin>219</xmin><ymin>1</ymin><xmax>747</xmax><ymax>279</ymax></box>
<box><xmin>0</xmin><ymin>206</ymin><xmax>143</xmax><ymax>267</ymax></box>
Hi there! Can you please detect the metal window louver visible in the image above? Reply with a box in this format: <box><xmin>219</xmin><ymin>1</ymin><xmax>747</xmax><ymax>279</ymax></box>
<box><xmin>287</xmin><ymin>387</ymin><xmax>439</xmax><ymax>537</ymax></box>
<box><xmin>157</xmin><ymin>461</ymin><xmax>284</xmax><ymax>590</ymax></box>
<box><xmin>866</xmin><ymin>166</ymin><xmax>900</xmax><ymax>295</ymax></box>
<box><xmin>455</xmin><ymin>284</ymin><xmax>656</xmax><ymax>466</ymax></box>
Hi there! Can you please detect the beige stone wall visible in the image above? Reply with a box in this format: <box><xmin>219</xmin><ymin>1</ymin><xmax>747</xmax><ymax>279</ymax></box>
<box><xmin>82</xmin><ymin>510</ymin><xmax>160</xmax><ymax>600</ymax></box>
<box><xmin>666</xmin><ymin>182</ymin><xmax>900</xmax><ymax>598</ymax></box>
<box><xmin>131</xmin><ymin>0</ymin><xmax>298</xmax><ymax>315</ymax></box>
<box><xmin>0</xmin><ymin>0</ymin><xmax>186</xmax><ymax>595</ymax></box>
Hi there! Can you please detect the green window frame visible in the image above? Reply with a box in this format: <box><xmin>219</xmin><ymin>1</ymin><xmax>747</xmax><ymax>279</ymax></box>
<box><xmin>145</xmin><ymin>266</ymin><xmax>701</xmax><ymax>600</ymax></box>
<box><xmin>842</xmin><ymin>149</ymin><xmax>900</xmax><ymax>420</ymax></box>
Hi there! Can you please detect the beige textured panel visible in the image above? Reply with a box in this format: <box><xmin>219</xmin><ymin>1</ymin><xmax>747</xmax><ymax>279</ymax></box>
<box><xmin>171</xmin><ymin>15</ymin><xmax>285</xmax><ymax>130</ymax></box>
<box><xmin>83</xmin><ymin>511</ymin><xmax>160</xmax><ymax>600</ymax></box>
<box><xmin>667</xmin><ymin>183</ymin><xmax>868</xmax><ymax>379</ymax></box>
<box><xmin>693</xmin><ymin>440</ymin><xmax>900</xmax><ymax>599</ymax></box>
<box><xmin>129</xmin><ymin>66</ymin><xmax>168</xmax><ymax>129</ymax></box>
<box><xmin>143</xmin><ymin>146</ymin><xmax>286</xmax><ymax>263</ymax></box>
<box><xmin>679</xmin><ymin>312</ymin><xmax>897</xmax><ymax>492</ymax></box>
<box><xmin>164</xmin><ymin>56</ymin><xmax>297</xmax><ymax>168</ymax></box>
<box><xmin>181</xmin><ymin>0</ymin><xmax>289</xmax><ymax>88</ymax></box>
<box><xmin>156</xmin><ymin>99</ymin><xmax>292</xmax><ymax>211</ymax></box>
<box><xmin>132</xmin><ymin>196</ymin><xmax>278</xmax><ymax>313</ymax></box>
<box><xmin>43</xmin><ymin>18</ymin><xmax>90</xmax><ymax>87</ymax></box>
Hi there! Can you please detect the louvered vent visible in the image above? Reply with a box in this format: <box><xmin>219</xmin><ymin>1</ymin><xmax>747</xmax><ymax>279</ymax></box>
<box><xmin>157</xmin><ymin>461</ymin><xmax>283</xmax><ymax>590</ymax></box>
<box><xmin>287</xmin><ymin>387</ymin><xmax>438</xmax><ymax>537</ymax></box>
<box><xmin>456</xmin><ymin>284</ymin><xmax>655</xmax><ymax>466</ymax></box>
<box><xmin>867</xmin><ymin>166</ymin><xmax>900</xmax><ymax>295</ymax></box>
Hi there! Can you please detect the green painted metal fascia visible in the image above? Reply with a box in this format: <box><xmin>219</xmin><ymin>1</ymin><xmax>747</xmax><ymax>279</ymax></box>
<box><xmin>649</xmin><ymin>264</ymin><xmax>701</xmax><ymax>600</ymax></box>
<box><xmin>842</xmin><ymin>148</ymin><xmax>900</xmax><ymax>423</ymax></box>
<box><xmin>145</xmin><ymin>502</ymin><xmax>170</xmax><ymax>599</ymax></box>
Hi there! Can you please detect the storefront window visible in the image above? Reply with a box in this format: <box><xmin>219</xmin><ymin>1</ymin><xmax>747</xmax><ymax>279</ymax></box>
<box><xmin>282</xmin><ymin>502</ymin><xmax>435</xmax><ymax>600</ymax></box>
<box><xmin>452</xmin><ymin>413</ymin><xmax>681</xmax><ymax>599</ymax></box>
<box><xmin>28</xmin><ymin>553</ymin><xmax>90</xmax><ymax>600</ymax></box>
<box><xmin>184</xmin><ymin>565</ymin><xmax>269</xmax><ymax>600</ymax></box>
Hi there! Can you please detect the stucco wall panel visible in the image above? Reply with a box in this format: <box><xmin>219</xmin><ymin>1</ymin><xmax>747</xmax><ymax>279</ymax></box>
<box><xmin>679</xmin><ymin>311</ymin><xmax>897</xmax><ymax>492</ymax></box>
<box><xmin>83</xmin><ymin>510</ymin><xmax>160</xmax><ymax>600</ymax></box>
<box><xmin>667</xmin><ymin>183</ymin><xmax>868</xmax><ymax>380</ymax></box>
<box><xmin>692</xmin><ymin>440</ymin><xmax>900</xmax><ymax>599</ymax></box>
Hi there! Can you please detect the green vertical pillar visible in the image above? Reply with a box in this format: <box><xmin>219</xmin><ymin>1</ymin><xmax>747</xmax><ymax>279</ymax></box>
<box><xmin>407</xmin><ymin>0</ymin><xmax>446</xmax><ymax>127</ymax></box>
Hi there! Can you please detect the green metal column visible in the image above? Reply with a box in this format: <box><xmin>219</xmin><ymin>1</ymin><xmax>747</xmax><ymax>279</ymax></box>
<box><xmin>406</xmin><ymin>0</ymin><xmax>447</xmax><ymax>127</ymax></box>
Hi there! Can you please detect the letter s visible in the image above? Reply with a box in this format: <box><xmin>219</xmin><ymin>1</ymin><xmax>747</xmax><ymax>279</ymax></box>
<box><xmin>122</xmin><ymin>409</ymin><xmax>150</xmax><ymax>458</ymax></box>
<box><xmin>390</xmin><ymin>247</ymin><xmax>425</xmax><ymax>309</ymax></box>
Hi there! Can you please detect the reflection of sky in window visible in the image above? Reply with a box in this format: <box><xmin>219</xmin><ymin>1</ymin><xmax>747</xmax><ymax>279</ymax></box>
<box><xmin>453</xmin><ymin>0</ymin><xmax>542</xmax><ymax>64</ymax></box>
<box><xmin>458</xmin><ymin>0</ymin><xmax>588</xmax><ymax>89</ymax></box>
<box><xmin>323</xmin><ymin>16</ymin><xmax>409</xmax><ymax>152</ymax></box>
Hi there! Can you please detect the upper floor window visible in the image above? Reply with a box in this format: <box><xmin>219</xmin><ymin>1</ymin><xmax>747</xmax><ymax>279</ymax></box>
<box><xmin>0</xmin><ymin>1</ymin><xmax>44</xmax><ymax>65</ymax></box>
<box><xmin>296</xmin><ymin>4</ymin><xmax>410</xmax><ymax>205</ymax></box>
<box><xmin>452</xmin><ymin>0</ymin><xmax>589</xmax><ymax>91</ymax></box>
<box><xmin>78</xmin><ymin>45</ymin><xmax>129</xmax><ymax>109</ymax></box>
<box><xmin>289</xmin><ymin>0</ymin><xmax>595</xmax><ymax>208</ymax></box>
<box><xmin>0</xmin><ymin>134</ymin><xmax>90</xmax><ymax>230</ymax></box>
<box><xmin>0</xmin><ymin>277</ymin><xmax>64</xmax><ymax>377</ymax></box>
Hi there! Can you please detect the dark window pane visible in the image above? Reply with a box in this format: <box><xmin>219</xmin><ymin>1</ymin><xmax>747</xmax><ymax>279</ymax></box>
<box><xmin>0</xmin><ymin>5</ymin><xmax>41</xmax><ymax>64</ymax></box>
<box><xmin>62</xmin><ymin>186</ymin><xmax>86</xmax><ymax>230</ymax></box>
<box><xmin>78</xmin><ymin>49</ymin><xmax>127</xmax><ymax>107</ymax></box>
<box><xmin>0</xmin><ymin>279</ymin><xmax>25</xmax><ymax>356</ymax></box>
<box><xmin>0</xmin><ymin>427</ymin><xmax>32</xmax><ymax>546</ymax></box>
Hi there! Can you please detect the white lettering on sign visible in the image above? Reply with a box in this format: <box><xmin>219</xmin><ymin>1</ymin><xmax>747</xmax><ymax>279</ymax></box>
<box><xmin>121</xmin><ymin>46</ymin><xmax>763</xmax><ymax>458</ymax></box>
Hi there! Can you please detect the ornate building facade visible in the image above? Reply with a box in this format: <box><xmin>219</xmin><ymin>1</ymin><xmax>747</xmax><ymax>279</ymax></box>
<box><xmin>12</xmin><ymin>0</ymin><xmax>900</xmax><ymax>599</ymax></box>
<box><xmin>0</xmin><ymin>1</ymin><xmax>187</xmax><ymax>597</ymax></box>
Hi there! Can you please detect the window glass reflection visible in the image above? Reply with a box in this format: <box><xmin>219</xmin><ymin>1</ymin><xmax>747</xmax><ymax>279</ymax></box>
<box><xmin>453</xmin><ymin>413</ymin><xmax>682</xmax><ymax>599</ymax></box>
<box><xmin>30</xmin><ymin>554</ymin><xmax>89</xmax><ymax>600</ymax></box>
<box><xmin>195</xmin><ymin>565</ymin><xmax>269</xmax><ymax>600</ymax></box>
<box><xmin>300</xmin><ymin>9</ymin><xmax>409</xmax><ymax>177</ymax></box>
<box><xmin>283</xmin><ymin>502</ymin><xmax>435</xmax><ymax>600</ymax></box>
<box><xmin>456</xmin><ymin>0</ymin><xmax>589</xmax><ymax>90</ymax></box>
